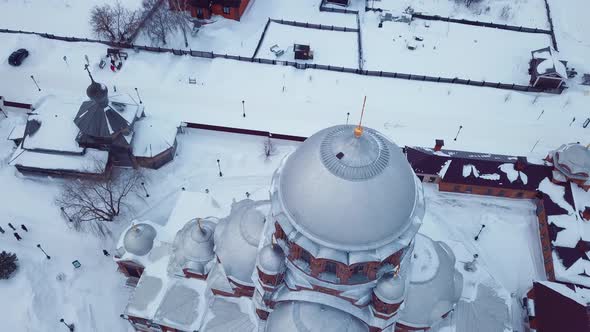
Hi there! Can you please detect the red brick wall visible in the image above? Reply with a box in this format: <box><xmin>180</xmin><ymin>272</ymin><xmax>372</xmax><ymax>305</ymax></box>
<box><xmin>439</xmin><ymin>182</ymin><xmax>536</xmax><ymax>199</ymax></box>
<box><xmin>372</xmin><ymin>293</ymin><xmax>402</xmax><ymax>315</ymax></box>
<box><xmin>182</xmin><ymin>268</ymin><xmax>207</xmax><ymax>280</ymax></box>
<box><xmin>257</xmin><ymin>267</ymin><xmax>284</xmax><ymax>286</ymax></box>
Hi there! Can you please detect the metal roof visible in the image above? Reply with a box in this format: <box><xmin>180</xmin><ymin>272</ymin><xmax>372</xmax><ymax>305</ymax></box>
<box><xmin>276</xmin><ymin>125</ymin><xmax>421</xmax><ymax>251</ymax></box>
<box><xmin>265</xmin><ymin>301</ymin><xmax>369</xmax><ymax>332</ymax></box>
<box><xmin>215</xmin><ymin>199</ymin><xmax>269</xmax><ymax>285</ymax></box>
<box><xmin>257</xmin><ymin>244</ymin><xmax>286</xmax><ymax>275</ymax></box>
<box><xmin>554</xmin><ymin>143</ymin><xmax>590</xmax><ymax>180</ymax></box>
<box><xmin>374</xmin><ymin>273</ymin><xmax>405</xmax><ymax>304</ymax></box>
<box><xmin>123</xmin><ymin>223</ymin><xmax>157</xmax><ymax>256</ymax></box>
<box><xmin>169</xmin><ymin>218</ymin><xmax>217</xmax><ymax>275</ymax></box>
<box><xmin>397</xmin><ymin>235</ymin><xmax>463</xmax><ymax>328</ymax></box>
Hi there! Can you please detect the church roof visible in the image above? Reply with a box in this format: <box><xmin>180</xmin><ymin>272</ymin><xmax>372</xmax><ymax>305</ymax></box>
<box><xmin>275</xmin><ymin>125</ymin><xmax>423</xmax><ymax>251</ymax></box>
<box><xmin>123</xmin><ymin>223</ymin><xmax>157</xmax><ymax>256</ymax></box>
<box><xmin>265</xmin><ymin>301</ymin><xmax>369</xmax><ymax>332</ymax></box>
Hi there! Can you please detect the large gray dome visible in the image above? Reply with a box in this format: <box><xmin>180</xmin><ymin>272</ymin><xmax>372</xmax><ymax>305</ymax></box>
<box><xmin>265</xmin><ymin>301</ymin><xmax>368</xmax><ymax>332</ymax></box>
<box><xmin>123</xmin><ymin>223</ymin><xmax>157</xmax><ymax>256</ymax></box>
<box><xmin>276</xmin><ymin>125</ymin><xmax>421</xmax><ymax>251</ymax></box>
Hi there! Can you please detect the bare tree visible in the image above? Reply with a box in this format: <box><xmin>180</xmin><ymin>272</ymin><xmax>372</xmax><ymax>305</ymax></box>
<box><xmin>169</xmin><ymin>0</ymin><xmax>194</xmax><ymax>47</ymax></box>
<box><xmin>90</xmin><ymin>1</ymin><xmax>141</xmax><ymax>42</ymax></box>
<box><xmin>142</xmin><ymin>0</ymin><xmax>194</xmax><ymax>46</ymax></box>
<box><xmin>56</xmin><ymin>168</ymin><xmax>145</xmax><ymax>236</ymax></box>
<box><xmin>142</xmin><ymin>0</ymin><xmax>176</xmax><ymax>45</ymax></box>
<box><xmin>263</xmin><ymin>136</ymin><xmax>277</xmax><ymax>160</ymax></box>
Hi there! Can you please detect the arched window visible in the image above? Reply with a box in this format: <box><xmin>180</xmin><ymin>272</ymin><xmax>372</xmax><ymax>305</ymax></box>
<box><xmin>300</xmin><ymin>249</ymin><xmax>311</xmax><ymax>264</ymax></box>
<box><xmin>325</xmin><ymin>261</ymin><xmax>337</xmax><ymax>274</ymax></box>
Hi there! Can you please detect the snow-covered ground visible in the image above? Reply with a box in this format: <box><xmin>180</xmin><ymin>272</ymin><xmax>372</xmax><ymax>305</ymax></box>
<box><xmin>0</xmin><ymin>0</ymin><xmax>144</xmax><ymax>38</ymax></box>
<box><xmin>369</xmin><ymin>0</ymin><xmax>549</xmax><ymax>29</ymax></box>
<box><xmin>257</xmin><ymin>22</ymin><xmax>359</xmax><ymax>67</ymax></box>
<box><xmin>363</xmin><ymin>13</ymin><xmax>552</xmax><ymax>83</ymax></box>
<box><xmin>1</xmin><ymin>32</ymin><xmax>587</xmax><ymax>160</ymax></box>
<box><xmin>135</xmin><ymin>0</ymin><xmax>358</xmax><ymax>54</ymax></box>
<box><xmin>421</xmin><ymin>185</ymin><xmax>546</xmax><ymax>295</ymax></box>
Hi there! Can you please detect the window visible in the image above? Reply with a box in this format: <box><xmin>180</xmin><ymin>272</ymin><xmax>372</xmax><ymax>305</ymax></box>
<box><xmin>516</xmin><ymin>192</ymin><xmax>524</xmax><ymax>198</ymax></box>
<box><xmin>324</xmin><ymin>261</ymin><xmax>337</xmax><ymax>274</ymax></box>
<box><xmin>197</xmin><ymin>8</ymin><xmax>203</xmax><ymax>15</ymax></box>
<box><xmin>428</xmin><ymin>176</ymin><xmax>437</xmax><ymax>183</ymax></box>
<box><xmin>223</xmin><ymin>6</ymin><xmax>230</xmax><ymax>14</ymax></box>
<box><xmin>453</xmin><ymin>185</ymin><xmax>461</xmax><ymax>192</ymax></box>
<box><xmin>300</xmin><ymin>250</ymin><xmax>311</xmax><ymax>264</ymax></box>
<box><xmin>498</xmin><ymin>190</ymin><xmax>506</xmax><ymax>197</ymax></box>
<box><xmin>351</xmin><ymin>264</ymin><xmax>364</xmax><ymax>274</ymax></box>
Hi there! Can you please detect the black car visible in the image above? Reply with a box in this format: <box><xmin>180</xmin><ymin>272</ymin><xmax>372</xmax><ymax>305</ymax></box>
<box><xmin>8</xmin><ymin>48</ymin><xmax>29</xmax><ymax>66</ymax></box>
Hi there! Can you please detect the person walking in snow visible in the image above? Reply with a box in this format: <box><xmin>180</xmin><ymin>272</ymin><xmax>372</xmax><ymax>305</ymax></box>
<box><xmin>110</xmin><ymin>64</ymin><xmax>116</xmax><ymax>72</ymax></box>
<box><xmin>0</xmin><ymin>226</ymin><xmax>4</xmax><ymax>234</ymax></box>
<box><xmin>102</xmin><ymin>249</ymin><xmax>110</xmax><ymax>257</ymax></box>
<box><xmin>21</xmin><ymin>224</ymin><xmax>28</xmax><ymax>232</ymax></box>
<box><xmin>13</xmin><ymin>232</ymin><xmax>22</xmax><ymax>241</ymax></box>
<box><xmin>8</xmin><ymin>223</ymin><xmax>16</xmax><ymax>231</ymax></box>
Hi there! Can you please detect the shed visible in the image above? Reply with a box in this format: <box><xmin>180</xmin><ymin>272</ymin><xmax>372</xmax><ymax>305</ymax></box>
<box><xmin>294</xmin><ymin>44</ymin><xmax>314</xmax><ymax>60</ymax></box>
<box><xmin>529</xmin><ymin>47</ymin><xmax>567</xmax><ymax>89</ymax></box>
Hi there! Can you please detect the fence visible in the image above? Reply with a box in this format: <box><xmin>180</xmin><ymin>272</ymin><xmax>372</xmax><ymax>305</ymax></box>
<box><xmin>542</xmin><ymin>0</ymin><xmax>558</xmax><ymax>50</ymax></box>
<box><xmin>356</xmin><ymin>14</ymin><xmax>363</xmax><ymax>70</ymax></box>
<box><xmin>0</xmin><ymin>28</ymin><xmax>564</xmax><ymax>94</ymax></box>
<box><xmin>271</xmin><ymin>19</ymin><xmax>358</xmax><ymax>32</ymax></box>
<box><xmin>1</xmin><ymin>96</ymin><xmax>33</xmax><ymax>110</ymax></box>
<box><xmin>252</xmin><ymin>18</ymin><xmax>272</xmax><ymax>59</ymax></box>
<box><xmin>183</xmin><ymin>122</ymin><xmax>307</xmax><ymax>142</ymax></box>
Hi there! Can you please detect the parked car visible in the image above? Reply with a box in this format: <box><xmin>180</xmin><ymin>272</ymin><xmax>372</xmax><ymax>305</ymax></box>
<box><xmin>8</xmin><ymin>49</ymin><xmax>29</xmax><ymax>66</ymax></box>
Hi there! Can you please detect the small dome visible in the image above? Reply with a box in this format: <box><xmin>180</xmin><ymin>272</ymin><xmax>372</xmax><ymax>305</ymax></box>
<box><xmin>274</xmin><ymin>125</ymin><xmax>424</xmax><ymax>251</ymax></box>
<box><xmin>265</xmin><ymin>301</ymin><xmax>368</xmax><ymax>332</ymax></box>
<box><xmin>258</xmin><ymin>244</ymin><xmax>286</xmax><ymax>275</ymax></box>
<box><xmin>169</xmin><ymin>218</ymin><xmax>217</xmax><ymax>276</ymax></box>
<box><xmin>374</xmin><ymin>273</ymin><xmax>405</xmax><ymax>303</ymax></box>
<box><xmin>123</xmin><ymin>223</ymin><xmax>157</xmax><ymax>256</ymax></box>
<box><xmin>86</xmin><ymin>82</ymin><xmax>108</xmax><ymax>106</ymax></box>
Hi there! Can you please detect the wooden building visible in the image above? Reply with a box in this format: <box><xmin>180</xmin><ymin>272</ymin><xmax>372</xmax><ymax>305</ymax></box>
<box><xmin>169</xmin><ymin>0</ymin><xmax>250</xmax><ymax>21</ymax></box>
<box><xmin>529</xmin><ymin>47</ymin><xmax>568</xmax><ymax>89</ymax></box>
<box><xmin>294</xmin><ymin>44</ymin><xmax>314</xmax><ymax>60</ymax></box>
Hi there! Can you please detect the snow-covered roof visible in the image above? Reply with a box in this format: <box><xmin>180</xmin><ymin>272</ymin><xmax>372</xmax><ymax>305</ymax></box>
<box><xmin>398</xmin><ymin>234</ymin><xmax>463</xmax><ymax>328</ymax></box>
<box><xmin>8</xmin><ymin>124</ymin><xmax>26</xmax><ymax>141</ymax></box>
<box><xmin>9</xmin><ymin>146</ymin><xmax>108</xmax><ymax>173</ymax></box>
<box><xmin>257</xmin><ymin>244</ymin><xmax>286</xmax><ymax>275</ymax></box>
<box><xmin>552</xmin><ymin>143</ymin><xmax>590</xmax><ymax>184</ymax></box>
<box><xmin>125</xmin><ymin>272</ymin><xmax>208</xmax><ymax>331</ymax></box>
<box><xmin>124</xmin><ymin>223</ymin><xmax>157</xmax><ymax>256</ymax></box>
<box><xmin>131</xmin><ymin>116</ymin><xmax>178</xmax><ymax>158</ymax></box>
<box><xmin>275</xmin><ymin>125</ymin><xmax>424</xmax><ymax>251</ymax></box>
<box><xmin>75</xmin><ymin>87</ymin><xmax>143</xmax><ymax>139</ymax></box>
<box><xmin>374</xmin><ymin>273</ymin><xmax>405</xmax><ymax>304</ymax></box>
<box><xmin>215</xmin><ymin>199</ymin><xmax>268</xmax><ymax>286</ymax></box>
<box><xmin>265</xmin><ymin>301</ymin><xmax>369</xmax><ymax>332</ymax></box>
<box><xmin>168</xmin><ymin>218</ymin><xmax>217</xmax><ymax>276</ymax></box>
<box><xmin>161</xmin><ymin>191</ymin><xmax>226</xmax><ymax>243</ymax></box>
<box><xmin>532</xmin><ymin>46</ymin><xmax>567</xmax><ymax>78</ymax></box>
<box><xmin>201</xmin><ymin>297</ymin><xmax>256</xmax><ymax>332</ymax></box>
<box><xmin>22</xmin><ymin>95</ymin><xmax>84</xmax><ymax>154</ymax></box>
<box><xmin>454</xmin><ymin>285</ymin><xmax>510</xmax><ymax>332</ymax></box>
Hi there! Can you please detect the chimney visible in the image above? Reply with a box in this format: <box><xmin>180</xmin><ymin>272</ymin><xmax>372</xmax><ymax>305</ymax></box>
<box><xmin>434</xmin><ymin>139</ymin><xmax>444</xmax><ymax>152</ymax></box>
<box><xmin>515</xmin><ymin>156</ymin><xmax>528</xmax><ymax>171</ymax></box>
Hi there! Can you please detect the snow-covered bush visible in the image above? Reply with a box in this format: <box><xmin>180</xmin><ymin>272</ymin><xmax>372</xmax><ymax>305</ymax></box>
<box><xmin>500</xmin><ymin>5</ymin><xmax>512</xmax><ymax>20</ymax></box>
<box><xmin>454</xmin><ymin>0</ymin><xmax>483</xmax><ymax>8</ymax></box>
<box><xmin>263</xmin><ymin>137</ymin><xmax>277</xmax><ymax>160</ymax></box>
<box><xmin>0</xmin><ymin>251</ymin><xmax>18</xmax><ymax>280</ymax></box>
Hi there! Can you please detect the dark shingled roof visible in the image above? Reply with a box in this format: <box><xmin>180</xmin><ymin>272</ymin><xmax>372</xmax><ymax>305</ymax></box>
<box><xmin>405</xmin><ymin>146</ymin><xmax>553</xmax><ymax>191</ymax></box>
<box><xmin>211</xmin><ymin>0</ymin><xmax>241</xmax><ymax>7</ymax></box>
<box><xmin>532</xmin><ymin>282</ymin><xmax>590</xmax><ymax>332</ymax></box>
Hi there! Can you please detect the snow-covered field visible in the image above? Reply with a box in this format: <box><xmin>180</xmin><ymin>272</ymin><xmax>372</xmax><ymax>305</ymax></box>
<box><xmin>0</xmin><ymin>0</ymin><xmax>144</xmax><ymax>38</ymax></box>
<box><xmin>257</xmin><ymin>22</ymin><xmax>359</xmax><ymax>67</ymax></box>
<box><xmin>363</xmin><ymin>14</ymin><xmax>552</xmax><ymax>83</ymax></box>
<box><xmin>1</xmin><ymin>32</ymin><xmax>587</xmax><ymax>159</ymax></box>
<box><xmin>370</xmin><ymin>0</ymin><xmax>549</xmax><ymax>29</ymax></box>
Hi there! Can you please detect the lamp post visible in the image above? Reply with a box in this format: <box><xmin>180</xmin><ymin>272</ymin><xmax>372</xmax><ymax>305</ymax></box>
<box><xmin>453</xmin><ymin>125</ymin><xmax>463</xmax><ymax>141</ymax></box>
<box><xmin>216</xmin><ymin>159</ymin><xmax>223</xmax><ymax>177</ymax></box>
<box><xmin>474</xmin><ymin>224</ymin><xmax>486</xmax><ymax>241</ymax></box>
<box><xmin>140</xmin><ymin>182</ymin><xmax>150</xmax><ymax>198</ymax></box>
<box><xmin>59</xmin><ymin>318</ymin><xmax>75</xmax><ymax>332</ymax></box>
<box><xmin>60</xmin><ymin>207</ymin><xmax>73</xmax><ymax>222</ymax></box>
<box><xmin>346</xmin><ymin>112</ymin><xmax>350</xmax><ymax>125</ymax></box>
<box><xmin>135</xmin><ymin>88</ymin><xmax>143</xmax><ymax>104</ymax></box>
<box><xmin>242</xmin><ymin>100</ymin><xmax>246</xmax><ymax>118</ymax></box>
<box><xmin>36</xmin><ymin>244</ymin><xmax>51</xmax><ymax>260</ymax></box>
<box><xmin>30</xmin><ymin>75</ymin><xmax>41</xmax><ymax>91</ymax></box>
